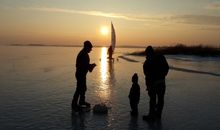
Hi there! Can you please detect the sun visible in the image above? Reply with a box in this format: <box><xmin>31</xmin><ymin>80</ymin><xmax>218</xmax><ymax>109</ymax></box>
<box><xmin>100</xmin><ymin>26</ymin><xmax>109</xmax><ymax>35</ymax></box>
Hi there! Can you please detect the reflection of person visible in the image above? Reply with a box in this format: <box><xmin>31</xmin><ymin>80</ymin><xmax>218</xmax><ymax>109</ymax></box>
<box><xmin>143</xmin><ymin>46</ymin><xmax>169</xmax><ymax>121</ymax></box>
<box><xmin>71</xmin><ymin>112</ymin><xmax>85</xmax><ymax>129</ymax></box>
<box><xmin>72</xmin><ymin>40</ymin><xmax>96</xmax><ymax>111</ymax></box>
<box><xmin>128</xmin><ymin>73</ymin><xmax>140</xmax><ymax>116</ymax></box>
<box><xmin>107</xmin><ymin>46</ymin><xmax>113</xmax><ymax>59</ymax></box>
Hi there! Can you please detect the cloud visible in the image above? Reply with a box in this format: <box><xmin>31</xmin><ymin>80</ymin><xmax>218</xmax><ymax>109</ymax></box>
<box><xmin>206</xmin><ymin>2</ymin><xmax>220</xmax><ymax>10</ymax></box>
<box><xmin>169</xmin><ymin>15</ymin><xmax>220</xmax><ymax>26</ymax></box>
<box><xmin>22</xmin><ymin>7</ymin><xmax>220</xmax><ymax>26</ymax></box>
<box><xmin>22</xmin><ymin>7</ymin><xmax>151</xmax><ymax>22</ymax></box>
<box><xmin>21</xmin><ymin>7</ymin><xmax>169</xmax><ymax>23</ymax></box>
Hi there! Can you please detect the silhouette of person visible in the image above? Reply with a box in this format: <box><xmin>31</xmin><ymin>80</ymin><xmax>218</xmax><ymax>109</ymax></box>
<box><xmin>107</xmin><ymin>45</ymin><xmax>113</xmax><ymax>60</ymax></box>
<box><xmin>128</xmin><ymin>73</ymin><xmax>140</xmax><ymax>116</ymax></box>
<box><xmin>72</xmin><ymin>40</ymin><xmax>96</xmax><ymax>111</ymax></box>
<box><xmin>143</xmin><ymin>46</ymin><xmax>169</xmax><ymax>121</ymax></box>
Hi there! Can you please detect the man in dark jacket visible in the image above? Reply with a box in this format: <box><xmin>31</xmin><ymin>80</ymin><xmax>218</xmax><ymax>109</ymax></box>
<box><xmin>72</xmin><ymin>40</ymin><xmax>96</xmax><ymax>111</ymax></box>
<box><xmin>143</xmin><ymin>46</ymin><xmax>169</xmax><ymax>121</ymax></box>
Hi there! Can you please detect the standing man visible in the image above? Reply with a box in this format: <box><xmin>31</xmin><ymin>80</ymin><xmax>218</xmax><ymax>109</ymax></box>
<box><xmin>107</xmin><ymin>45</ymin><xmax>113</xmax><ymax>60</ymax></box>
<box><xmin>143</xmin><ymin>46</ymin><xmax>169</xmax><ymax>121</ymax></box>
<box><xmin>72</xmin><ymin>40</ymin><xmax>96</xmax><ymax>111</ymax></box>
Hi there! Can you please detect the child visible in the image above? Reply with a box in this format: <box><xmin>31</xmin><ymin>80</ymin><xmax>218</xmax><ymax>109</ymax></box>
<box><xmin>128</xmin><ymin>73</ymin><xmax>140</xmax><ymax>116</ymax></box>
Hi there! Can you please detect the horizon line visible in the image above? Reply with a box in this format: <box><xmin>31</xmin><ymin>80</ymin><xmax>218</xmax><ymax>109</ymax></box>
<box><xmin>5</xmin><ymin>43</ymin><xmax>147</xmax><ymax>48</ymax></box>
<box><xmin>4</xmin><ymin>43</ymin><xmax>220</xmax><ymax>48</ymax></box>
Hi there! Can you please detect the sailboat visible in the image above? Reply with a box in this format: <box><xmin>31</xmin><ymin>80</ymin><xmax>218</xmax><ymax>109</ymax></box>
<box><xmin>107</xmin><ymin>22</ymin><xmax>116</xmax><ymax>61</ymax></box>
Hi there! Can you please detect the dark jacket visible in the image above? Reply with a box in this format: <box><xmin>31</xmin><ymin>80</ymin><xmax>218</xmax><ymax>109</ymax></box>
<box><xmin>75</xmin><ymin>49</ymin><xmax>92</xmax><ymax>78</ymax></box>
<box><xmin>143</xmin><ymin>54</ymin><xmax>169</xmax><ymax>85</ymax></box>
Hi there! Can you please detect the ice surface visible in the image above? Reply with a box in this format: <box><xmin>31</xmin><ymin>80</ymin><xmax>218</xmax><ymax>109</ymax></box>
<box><xmin>0</xmin><ymin>46</ymin><xmax>220</xmax><ymax>129</ymax></box>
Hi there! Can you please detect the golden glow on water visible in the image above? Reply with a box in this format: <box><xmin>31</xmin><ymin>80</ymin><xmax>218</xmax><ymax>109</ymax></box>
<box><xmin>99</xmin><ymin>47</ymin><xmax>109</xmax><ymax>101</ymax></box>
<box><xmin>101</xmin><ymin>47</ymin><xmax>107</xmax><ymax>81</ymax></box>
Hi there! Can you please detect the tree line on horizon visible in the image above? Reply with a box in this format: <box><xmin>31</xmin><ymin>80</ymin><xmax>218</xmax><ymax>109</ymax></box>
<box><xmin>128</xmin><ymin>44</ymin><xmax>220</xmax><ymax>56</ymax></box>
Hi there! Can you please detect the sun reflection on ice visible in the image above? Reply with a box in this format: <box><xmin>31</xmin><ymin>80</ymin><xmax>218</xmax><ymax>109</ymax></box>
<box><xmin>101</xmin><ymin>47</ymin><xmax>107</xmax><ymax>81</ymax></box>
<box><xmin>98</xmin><ymin>47</ymin><xmax>110</xmax><ymax>102</ymax></box>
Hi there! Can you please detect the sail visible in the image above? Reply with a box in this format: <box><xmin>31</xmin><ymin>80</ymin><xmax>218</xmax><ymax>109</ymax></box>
<box><xmin>111</xmin><ymin>22</ymin><xmax>116</xmax><ymax>51</ymax></box>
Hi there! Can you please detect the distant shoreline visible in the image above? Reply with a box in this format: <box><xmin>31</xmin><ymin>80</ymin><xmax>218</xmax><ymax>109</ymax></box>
<box><xmin>3</xmin><ymin>43</ymin><xmax>220</xmax><ymax>56</ymax></box>
<box><xmin>127</xmin><ymin>44</ymin><xmax>220</xmax><ymax>57</ymax></box>
<box><xmin>5</xmin><ymin>43</ymin><xmax>146</xmax><ymax>48</ymax></box>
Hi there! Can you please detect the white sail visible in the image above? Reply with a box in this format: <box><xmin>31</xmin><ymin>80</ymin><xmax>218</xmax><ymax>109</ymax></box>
<box><xmin>111</xmin><ymin>22</ymin><xmax>116</xmax><ymax>51</ymax></box>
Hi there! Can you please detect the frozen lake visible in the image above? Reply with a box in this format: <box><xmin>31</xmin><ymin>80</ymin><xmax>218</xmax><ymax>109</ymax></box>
<box><xmin>0</xmin><ymin>46</ymin><xmax>220</xmax><ymax>130</ymax></box>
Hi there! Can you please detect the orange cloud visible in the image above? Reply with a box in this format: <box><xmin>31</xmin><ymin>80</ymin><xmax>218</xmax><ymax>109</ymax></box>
<box><xmin>206</xmin><ymin>2</ymin><xmax>220</xmax><ymax>10</ymax></box>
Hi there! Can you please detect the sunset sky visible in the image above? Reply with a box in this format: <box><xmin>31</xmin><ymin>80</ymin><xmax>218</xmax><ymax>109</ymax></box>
<box><xmin>0</xmin><ymin>0</ymin><xmax>220</xmax><ymax>47</ymax></box>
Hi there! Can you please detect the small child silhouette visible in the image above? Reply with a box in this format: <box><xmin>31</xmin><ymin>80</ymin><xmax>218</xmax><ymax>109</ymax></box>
<box><xmin>128</xmin><ymin>73</ymin><xmax>140</xmax><ymax>116</ymax></box>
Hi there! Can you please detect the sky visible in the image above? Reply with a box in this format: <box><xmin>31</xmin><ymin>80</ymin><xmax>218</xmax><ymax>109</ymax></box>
<box><xmin>0</xmin><ymin>0</ymin><xmax>220</xmax><ymax>47</ymax></box>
